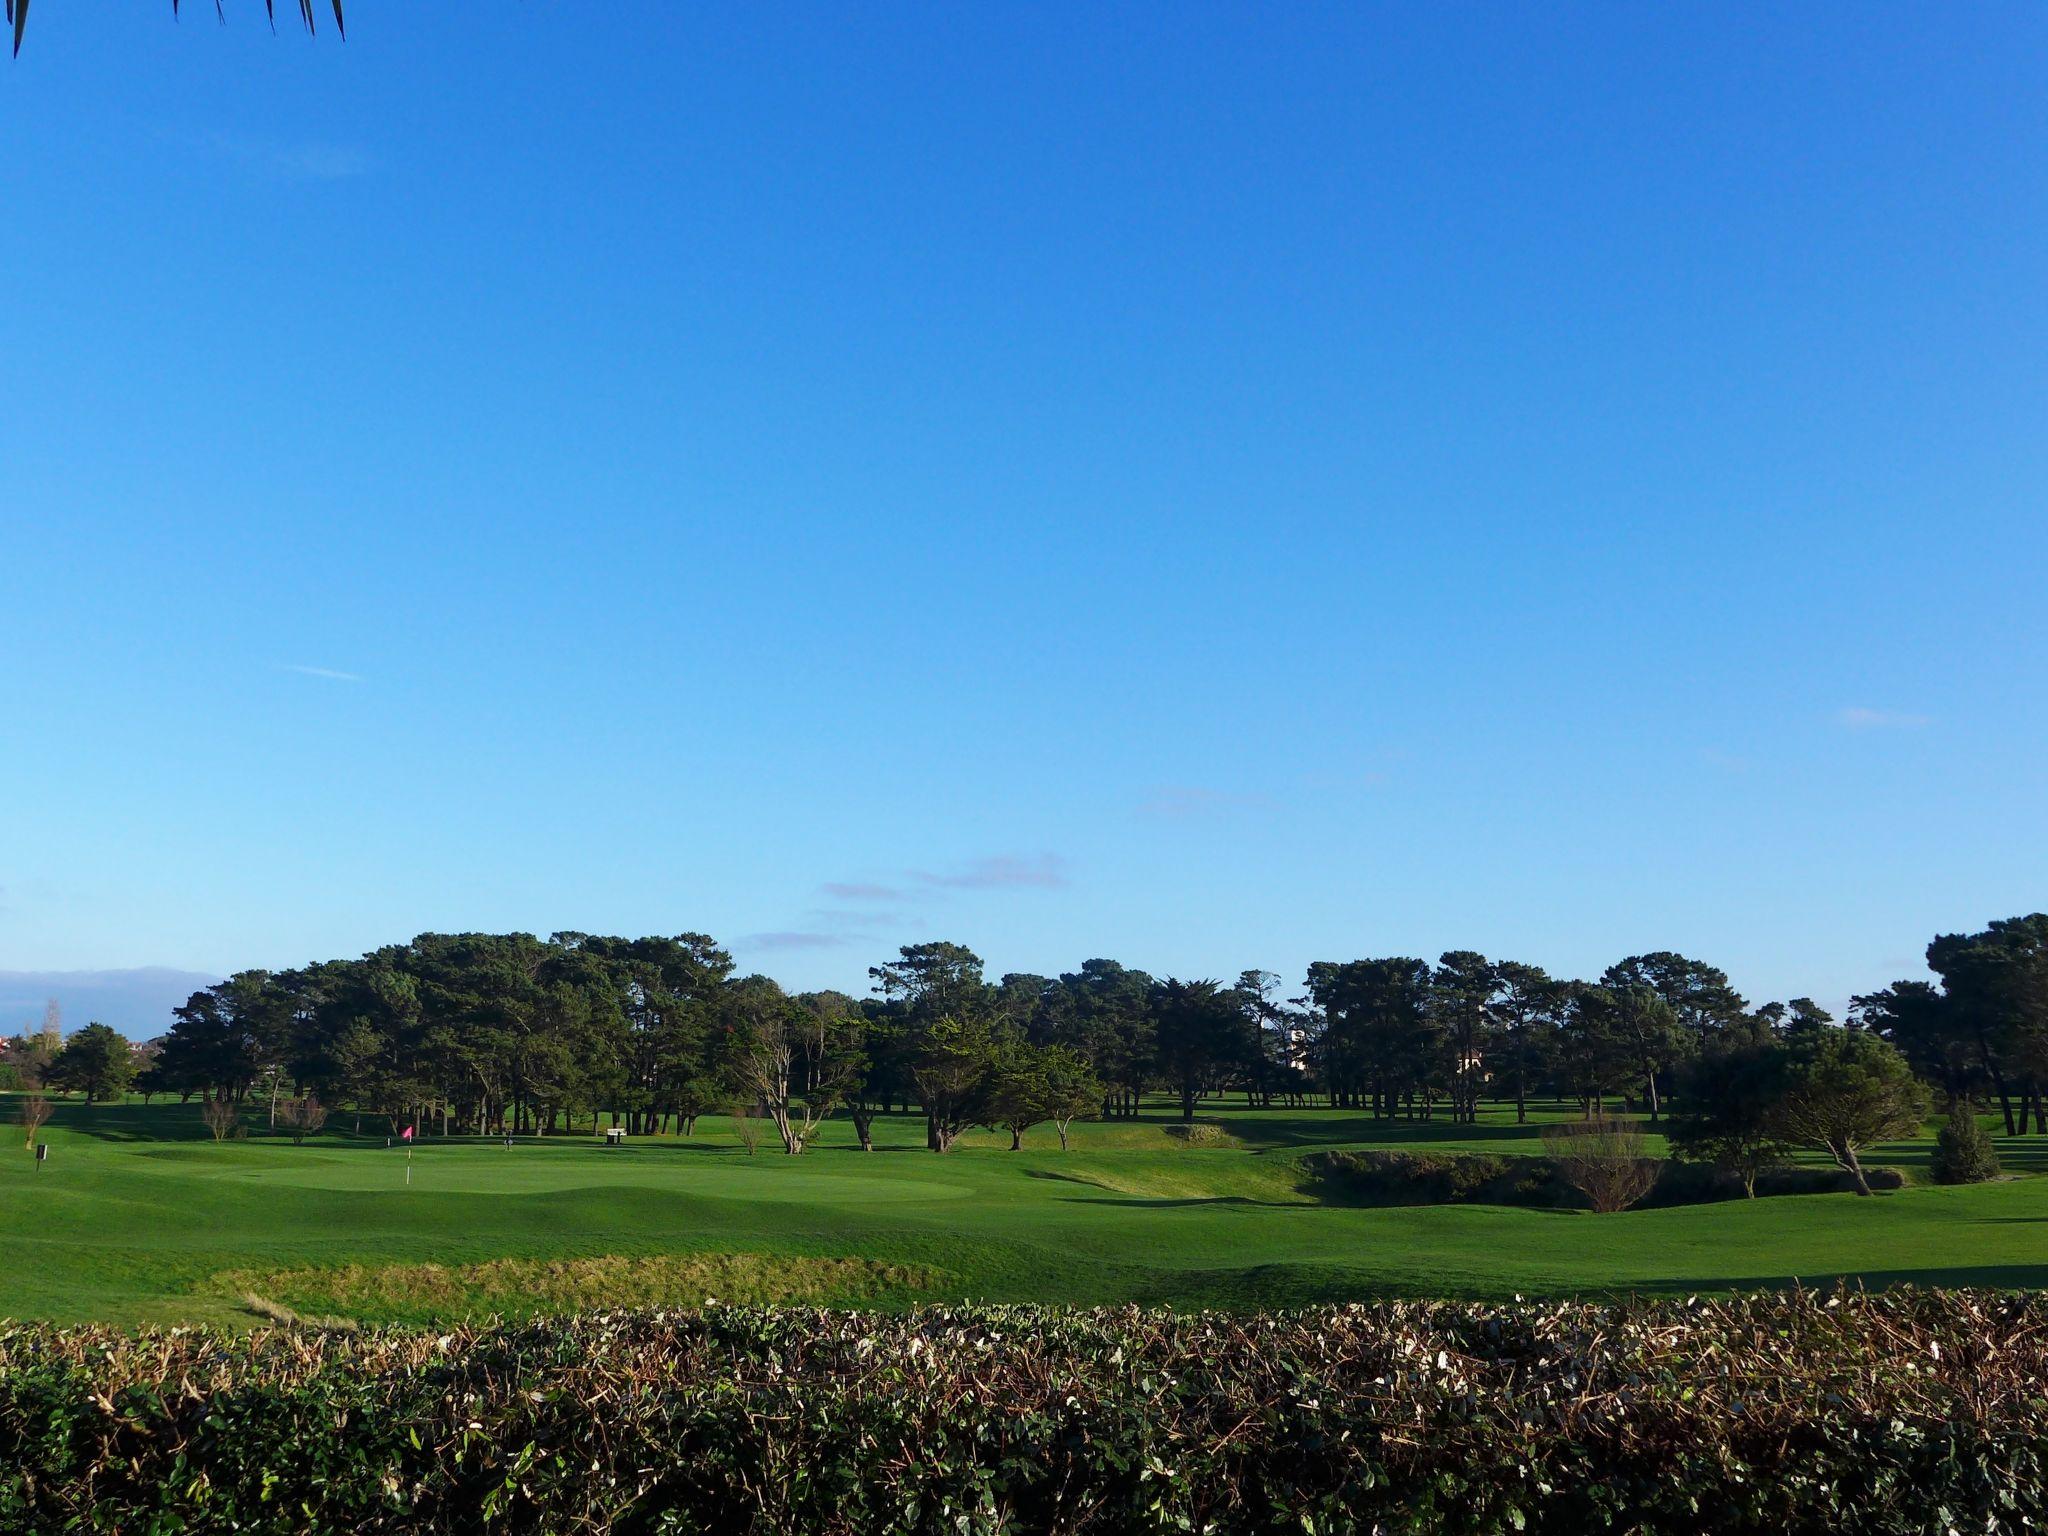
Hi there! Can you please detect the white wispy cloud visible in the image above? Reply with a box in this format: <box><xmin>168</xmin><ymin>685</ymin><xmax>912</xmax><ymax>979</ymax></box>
<box><xmin>1836</xmin><ymin>706</ymin><xmax>1930</xmax><ymax>731</ymax></box>
<box><xmin>821</xmin><ymin>881</ymin><xmax>904</xmax><ymax>903</ymax></box>
<box><xmin>737</xmin><ymin>931</ymin><xmax>855</xmax><ymax>952</ymax></box>
<box><xmin>911</xmin><ymin>854</ymin><xmax>1069</xmax><ymax>891</ymax></box>
<box><xmin>278</xmin><ymin>664</ymin><xmax>364</xmax><ymax>683</ymax></box>
<box><xmin>1137</xmin><ymin>785</ymin><xmax>1272</xmax><ymax>819</ymax></box>
<box><xmin>184</xmin><ymin>129</ymin><xmax>371</xmax><ymax>182</ymax></box>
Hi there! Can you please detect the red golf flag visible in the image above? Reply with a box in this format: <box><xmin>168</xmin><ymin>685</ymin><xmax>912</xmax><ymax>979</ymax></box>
<box><xmin>401</xmin><ymin>1125</ymin><xmax>414</xmax><ymax>1141</ymax></box>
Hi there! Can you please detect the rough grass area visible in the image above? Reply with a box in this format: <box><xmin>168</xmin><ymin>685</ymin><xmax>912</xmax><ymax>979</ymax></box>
<box><xmin>213</xmin><ymin>1252</ymin><xmax>939</xmax><ymax>1323</ymax></box>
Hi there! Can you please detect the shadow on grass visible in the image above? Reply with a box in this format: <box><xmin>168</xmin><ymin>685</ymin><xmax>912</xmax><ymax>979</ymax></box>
<box><xmin>1619</xmin><ymin>1262</ymin><xmax>2048</xmax><ymax>1294</ymax></box>
<box><xmin>1221</xmin><ymin>1115</ymin><xmax>1557</xmax><ymax>1152</ymax></box>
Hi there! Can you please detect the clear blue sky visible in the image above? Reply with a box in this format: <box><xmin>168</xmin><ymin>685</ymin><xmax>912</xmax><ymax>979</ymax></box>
<box><xmin>3</xmin><ymin>2</ymin><xmax>2044</xmax><ymax>1015</ymax></box>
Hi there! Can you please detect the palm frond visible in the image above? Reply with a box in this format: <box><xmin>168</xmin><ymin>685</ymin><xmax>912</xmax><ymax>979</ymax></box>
<box><xmin>13</xmin><ymin>0</ymin><xmax>341</xmax><ymax>56</ymax></box>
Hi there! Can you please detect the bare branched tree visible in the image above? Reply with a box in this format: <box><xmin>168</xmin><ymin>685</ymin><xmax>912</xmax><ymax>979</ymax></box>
<box><xmin>726</xmin><ymin>989</ymin><xmax>862</xmax><ymax>1155</ymax></box>
<box><xmin>279</xmin><ymin>1095</ymin><xmax>328</xmax><ymax>1146</ymax></box>
<box><xmin>200</xmin><ymin>1094</ymin><xmax>239</xmax><ymax>1144</ymax></box>
<box><xmin>18</xmin><ymin>1093</ymin><xmax>50</xmax><ymax>1150</ymax></box>
<box><xmin>729</xmin><ymin>1104</ymin><xmax>761</xmax><ymax>1156</ymax></box>
<box><xmin>1542</xmin><ymin>1114</ymin><xmax>1661</xmax><ymax>1213</ymax></box>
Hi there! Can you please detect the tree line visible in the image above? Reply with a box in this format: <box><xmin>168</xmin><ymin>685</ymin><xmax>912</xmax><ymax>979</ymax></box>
<box><xmin>5</xmin><ymin>915</ymin><xmax>2042</xmax><ymax>1163</ymax></box>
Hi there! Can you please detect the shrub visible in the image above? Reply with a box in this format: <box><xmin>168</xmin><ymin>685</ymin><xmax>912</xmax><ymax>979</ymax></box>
<box><xmin>1931</xmin><ymin>1107</ymin><xmax>2002</xmax><ymax>1185</ymax></box>
<box><xmin>199</xmin><ymin>1095</ymin><xmax>238</xmax><ymax>1143</ymax></box>
<box><xmin>1302</xmin><ymin>1149</ymin><xmax>1567</xmax><ymax>1207</ymax></box>
<box><xmin>1541</xmin><ymin>1113</ymin><xmax>1661</xmax><ymax>1212</ymax></box>
<box><xmin>1302</xmin><ymin>1149</ymin><xmax>1899</xmax><ymax>1211</ymax></box>
<box><xmin>280</xmin><ymin>1095</ymin><xmax>329</xmax><ymax>1145</ymax></box>
<box><xmin>1161</xmin><ymin>1121</ymin><xmax>1232</xmax><ymax>1146</ymax></box>
<box><xmin>1</xmin><ymin>1293</ymin><xmax>2045</xmax><ymax>1534</ymax></box>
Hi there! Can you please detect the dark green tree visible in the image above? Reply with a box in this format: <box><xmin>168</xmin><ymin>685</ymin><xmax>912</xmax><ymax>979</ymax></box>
<box><xmin>1044</xmin><ymin>959</ymin><xmax>1156</xmax><ymax>1118</ymax></box>
<box><xmin>1668</xmin><ymin>1035</ymin><xmax>1792</xmax><ymax>1196</ymax></box>
<box><xmin>1430</xmin><ymin>951</ymin><xmax>1496</xmax><ymax>1125</ymax></box>
<box><xmin>1769</xmin><ymin>1028</ymin><xmax>1930</xmax><ymax>1196</ymax></box>
<box><xmin>1490</xmin><ymin>961</ymin><xmax>1563</xmax><ymax>1123</ymax></box>
<box><xmin>987</xmin><ymin>1041</ymin><xmax>1051</xmax><ymax>1150</ymax></box>
<box><xmin>48</xmin><ymin>1023</ymin><xmax>136</xmax><ymax>1104</ymax></box>
<box><xmin>1924</xmin><ymin>915</ymin><xmax>2048</xmax><ymax>1136</ymax></box>
<box><xmin>1151</xmin><ymin>978</ymin><xmax>1258</xmax><ymax>1122</ymax></box>
<box><xmin>1554</xmin><ymin>985</ymin><xmax>1637</xmax><ymax>1115</ymax></box>
<box><xmin>1929</xmin><ymin>1104</ymin><xmax>2001</xmax><ymax>1185</ymax></box>
<box><xmin>1602</xmin><ymin>952</ymin><xmax>1747</xmax><ymax>1043</ymax></box>
<box><xmin>910</xmin><ymin>1015</ymin><xmax>999</xmax><ymax>1153</ymax></box>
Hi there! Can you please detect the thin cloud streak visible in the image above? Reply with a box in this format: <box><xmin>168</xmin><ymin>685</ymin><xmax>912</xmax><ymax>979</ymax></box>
<box><xmin>181</xmin><ymin>129</ymin><xmax>372</xmax><ymax>182</ymax></box>
<box><xmin>1836</xmin><ymin>706</ymin><xmax>1931</xmax><ymax>730</ymax></box>
<box><xmin>278</xmin><ymin>664</ymin><xmax>364</xmax><ymax>683</ymax></box>
<box><xmin>1138</xmin><ymin>785</ymin><xmax>1272</xmax><ymax>819</ymax></box>
<box><xmin>821</xmin><ymin>882</ymin><xmax>903</xmax><ymax>903</ymax></box>
<box><xmin>737</xmin><ymin>931</ymin><xmax>853</xmax><ymax>952</ymax></box>
<box><xmin>912</xmin><ymin>854</ymin><xmax>1068</xmax><ymax>891</ymax></box>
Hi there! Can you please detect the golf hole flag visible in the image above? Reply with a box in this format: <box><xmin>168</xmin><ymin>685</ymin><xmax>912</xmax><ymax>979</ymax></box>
<box><xmin>401</xmin><ymin>1125</ymin><xmax>414</xmax><ymax>1142</ymax></box>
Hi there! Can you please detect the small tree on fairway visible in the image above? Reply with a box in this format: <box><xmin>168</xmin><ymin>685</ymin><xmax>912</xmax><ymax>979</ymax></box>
<box><xmin>1768</xmin><ymin>1029</ymin><xmax>1929</xmax><ymax>1196</ymax></box>
<box><xmin>1930</xmin><ymin>1104</ymin><xmax>2001</xmax><ymax>1185</ymax></box>
<box><xmin>730</xmin><ymin>1104</ymin><xmax>762</xmax><ymax>1155</ymax></box>
<box><xmin>18</xmin><ymin>1093</ymin><xmax>50</xmax><ymax>1150</ymax></box>
<box><xmin>987</xmin><ymin>1044</ymin><xmax>1048</xmax><ymax>1150</ymax></box>
<box><xmin>1542</xmin><ymin>1114</ymin><xmax>1660</xmax><ymax>1213</ymax></box>
<box><xmin>279</xmin><ymin>1096</ymin><xmax>328</xmax><ymax>1146</ymax></box>
<box><xmin>1037</xmin><ymin>1045</ymin><xmax>1103</xmax><ymax>1151</ymax></box>
<box><xmin>200</xmin><ymin>1095</ymin><xmax>238</xmax><ymax>1143</ymax></box>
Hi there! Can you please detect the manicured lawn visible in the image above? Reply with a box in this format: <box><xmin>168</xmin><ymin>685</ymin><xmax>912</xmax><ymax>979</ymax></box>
<box><xmin>2</xmin><ymin>1095</ymin><xmax>2044</xmax><ymax>1325</ymax></box>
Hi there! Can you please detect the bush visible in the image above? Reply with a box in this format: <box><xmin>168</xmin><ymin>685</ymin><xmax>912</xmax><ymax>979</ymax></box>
<box><xmin>1303</xmin><ymin>1149</ymin><xmax>1569</xmax><ymax>1207</ymax></box>
<box><xmin>1</xmin><ymin>1293</ymin><xmax>2045</xmax><ymax>1534</ymax></box>
<box><xmin>1161</xmin><ymin>1121</ymin><xmax>1233</xmax><ymax>1146</ymax></box>
<box><xmin>1931</xmin><ymin>1108</ymin><xmax>2002</xmax><ymax>1185</ymax></box>
<box><xmin>1541</xmin><ymin>1114</ymin><xmax>1661</xmax><ymax>1212</ymax></box>
<box><xmin>1302</xmin><ymin>1150</ymin><xmax>1901</xmax><ymax>1211</ymax></box>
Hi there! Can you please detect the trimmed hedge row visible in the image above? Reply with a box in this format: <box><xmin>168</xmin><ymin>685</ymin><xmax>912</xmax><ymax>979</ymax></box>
<box><xmin>1302</xmin><ymin>1148</ymin><xmax>1904</xmax><ymax>1208</ymax></box>
<box><xmin>2</xmin><ymin>1290</ymin><xmax>2044</xmax><ymax>1534</ymax></box>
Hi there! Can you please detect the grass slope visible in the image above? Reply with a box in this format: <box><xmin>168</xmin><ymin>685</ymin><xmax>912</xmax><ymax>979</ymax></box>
<box><xmin>2</xmin><ymin>1095</ymin><xmax>2044</xmax><ymax>1324</ymax></box>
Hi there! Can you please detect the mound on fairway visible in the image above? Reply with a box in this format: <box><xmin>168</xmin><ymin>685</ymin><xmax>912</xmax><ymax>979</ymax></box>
<box><xmin>216</xmin><ymin>1252</ymin><xmax>941</xmax><ymax>1324</ymax></box>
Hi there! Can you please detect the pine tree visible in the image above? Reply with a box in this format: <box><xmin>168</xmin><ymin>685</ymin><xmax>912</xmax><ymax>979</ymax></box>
<box><xmin>1929</xmin><ymin>1105</ymin><xmax>2001</xmax><ymax>1185</ymax></box>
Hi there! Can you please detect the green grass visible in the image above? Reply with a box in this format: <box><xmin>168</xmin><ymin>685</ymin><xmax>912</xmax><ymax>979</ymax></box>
<box><xmin>3</xmin><ymin>1094</ymin><xmax>2045</xmax><ymax>1325</ymax></box>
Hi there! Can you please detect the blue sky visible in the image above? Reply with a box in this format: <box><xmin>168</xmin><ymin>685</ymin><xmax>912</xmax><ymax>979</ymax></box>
<box><xmin>2</xmin><ymin>2</ymin><xmax>2044</xmax><ymax>1017</ymax></box>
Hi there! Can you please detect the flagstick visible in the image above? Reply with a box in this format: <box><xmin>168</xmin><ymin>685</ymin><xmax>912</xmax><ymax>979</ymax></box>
<box><xmin>406</xmin><ymin>1146</ymin><xmax>412</xmax><ymax>1186</ymax></box>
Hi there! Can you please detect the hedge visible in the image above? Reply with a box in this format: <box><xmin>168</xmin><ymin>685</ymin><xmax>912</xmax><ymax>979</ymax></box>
<box><xmin>2</xmin><ymin>1290</ymin><xmax>2044</xmax><ymax>1534</ymax></box>
<box><xmin>1301</xmin><ymin>1148</ymin><xmax>1905</xmax><ymax>1209</ymax></box>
